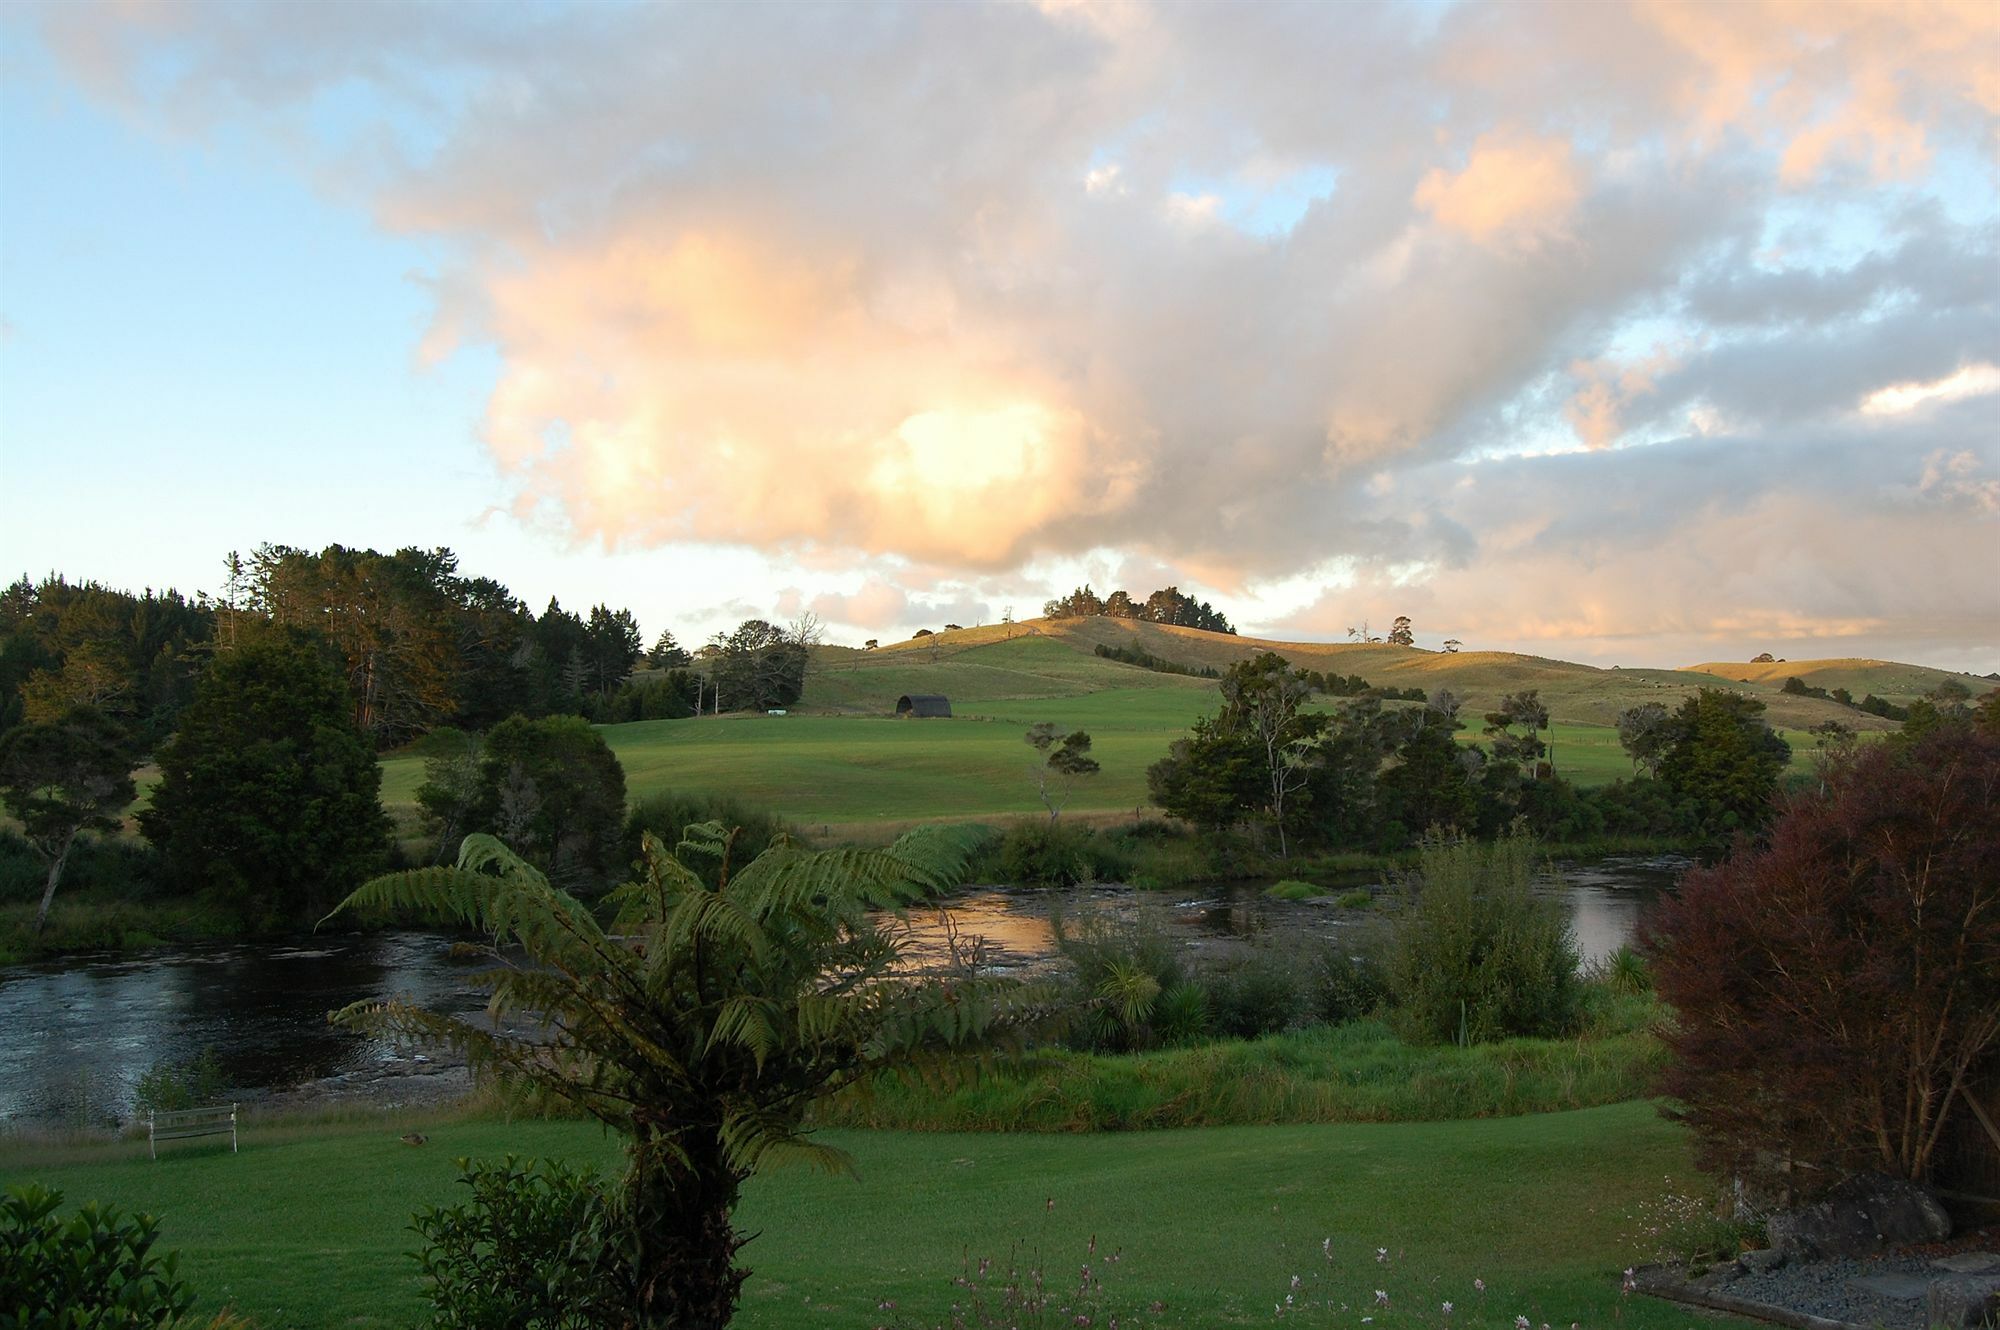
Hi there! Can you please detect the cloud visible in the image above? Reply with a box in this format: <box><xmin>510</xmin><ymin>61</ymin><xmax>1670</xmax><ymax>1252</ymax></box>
<box><xmin>1414</xmin><ymin>130</ymin><xmax>1583</xmax><ymax>248</ymax></box>
<box><xmin>19</xmin><ymin>0</ymin><xmax>2000</xmax><ymax>663</ymax></box>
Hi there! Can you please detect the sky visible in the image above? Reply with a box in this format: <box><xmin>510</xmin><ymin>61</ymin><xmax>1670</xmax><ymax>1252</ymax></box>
<box><xmin>1</xmin><ymin>0</ymin><xmax>1996</xmax><ymax>671</ymax></box>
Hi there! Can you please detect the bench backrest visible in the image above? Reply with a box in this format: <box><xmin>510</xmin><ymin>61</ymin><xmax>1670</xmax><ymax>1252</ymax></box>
<box><xmin>149</xmin><ymin>1103</ymin><xmax>238</xmax><ymax>1157</ymax></box>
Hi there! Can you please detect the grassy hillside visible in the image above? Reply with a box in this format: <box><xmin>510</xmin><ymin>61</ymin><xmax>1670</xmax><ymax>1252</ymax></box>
<box><xmin>375</xmin><ymin>618</ymin><xmax>1958</xmax><ymax>826</ymax></box>
<box><xmin>1683</xmin><ymin>656</ymin><xmax>1994</xmax><ymax>702</ymax></box>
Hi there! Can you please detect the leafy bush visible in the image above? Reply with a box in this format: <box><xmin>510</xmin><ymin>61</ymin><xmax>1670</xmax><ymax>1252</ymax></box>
<box><xmin>1335</xmin><ymin>888</ymin><xmax>1373</xmax><ymax>910</ymax></box>
<box><xmin>0</xmin><ymin>832</ymin><xmax>168</xmax><ymax>906</ymax></box>
<box><xmin>1646</xmin><ymin>721</ymin><xmax>2000</xmax><ymax>1191</ymax></box>
<box><xmin>1312</xmin><ymin>945</ymin><xmax>1390</xmax><ymax>1026</ymax></box>
<box><xmin>1384</xmin><ymin>832</ymin><xmax>1581</xmax><ymax>1044</ymax></box>
<box><xmin>133</xmin><ymin>1048</ymin><xmax>226</xmax><ymax>1116</ymax></box>
<box><xmin>1207</xmin><ymin>945</ymin><xmax>1311</xmax><ymax>1038</ymax></box>
<box><xmin>994</xmin><ymin>819</ymin><xmax>1121</xmax><ymax>886</ymax></box>
<box><xmin>410</xmin><ymin>1156</ymin><xmax>623</xmax><ymax>1330</ymax></box>
<box><xmin>1263</xmin><ymin>879</ymin><xmax>1318</xmax><ymax>901</ymax></box>
<box><xmin>0</xmin><ymin>1182</ymin><xmax>197</xmax><ymax>1328</ymax></box>
<box><xmin>622</xmin><ymin>791</ymin><xmax>789</xmax><ymax>886</ymax></box>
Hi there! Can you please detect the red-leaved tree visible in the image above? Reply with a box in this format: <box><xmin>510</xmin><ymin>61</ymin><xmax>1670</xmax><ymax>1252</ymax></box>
<box><xmin>1646</xmin><ymin>720</ymin><xmax>2000</xmax><ymax>1192</ymax></box>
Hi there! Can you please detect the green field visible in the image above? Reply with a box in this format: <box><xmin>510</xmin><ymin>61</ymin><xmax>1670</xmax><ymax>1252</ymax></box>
<box><xmin>2</xmin><ymin>1102</ymin><xmax>1737</xmax><ymax>1329</ymax></box>
<box><xmin>377</xmin><ymin>626</ymin><xmax>1886</xmax><ymax>826</ymax></box>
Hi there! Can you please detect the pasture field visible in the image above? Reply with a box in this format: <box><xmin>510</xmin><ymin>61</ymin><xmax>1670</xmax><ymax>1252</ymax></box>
<box><xmin>376</xmin><ymin>703</ymin><xmax>1676</xmax><ymax>826</ymax></box>
<box><xmin>1</xmin><ymin>1101</ymin><xmax>1737</xmax><ymax>1330</ymax></box>
<box><xmin>377</xmin><ymin>627</ymin><xmax>1838</xmax><ymax>824</ymax></box>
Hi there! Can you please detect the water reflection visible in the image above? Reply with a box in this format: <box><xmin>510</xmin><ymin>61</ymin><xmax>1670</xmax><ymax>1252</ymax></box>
<box><xmin>0</xmin><ymin>932</ymin><xmax>490</xmax><ymax>1127</ymax></box>
<box><xmin>896</xmin><ymin>855</ymin><xmax>1686</xmax><ymax>975</ymax></box>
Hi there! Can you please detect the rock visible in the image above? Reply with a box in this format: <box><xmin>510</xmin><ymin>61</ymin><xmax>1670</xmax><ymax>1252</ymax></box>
<box><xmin>1765</xmin><ymin>1174</ymin><xmax>1952</xmax><ymax>1261</ymax></box>
<box><xmin>1847</xmin><ymin>1272</ymin><xmax>1933</xmax><ymax>1302</ymax></box>
<box><xmin>1924</xmin><ymin>1274</ymin><xmax>2000</xmax><ymax>1328</ymax></box>
<box><xmin>1740</xmin><ymin>1248</ymin><xmax>1787</xmax><ymax>1274</ymax></box>
<box><xmin>400</xmin><ymin>1132</ymin><xmax>428</xmax><ymax>1146</ymax></box>
<box><xmin>1935</xmin><ymin>1254</ymin><xmax>2000</xmax><ymax>1275</ymax></box>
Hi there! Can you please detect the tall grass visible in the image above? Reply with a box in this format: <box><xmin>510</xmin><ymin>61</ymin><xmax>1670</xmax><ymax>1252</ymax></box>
<box><xmin>818</xmin><ymin>1013</ymin><xmax>1664</xmax><ymax>1132</ymax></box>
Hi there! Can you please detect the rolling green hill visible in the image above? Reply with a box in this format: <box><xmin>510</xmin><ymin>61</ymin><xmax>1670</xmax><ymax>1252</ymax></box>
<box><xmin>374</xmin><ymin>618</ymin><xmax>1982</xmax><ymax>828</ymax></box>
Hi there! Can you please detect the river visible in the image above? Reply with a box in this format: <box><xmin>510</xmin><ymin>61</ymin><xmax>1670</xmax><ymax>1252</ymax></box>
<box><xmin>0</xmin><ymin>856</ymin><xmax>1684</xmax><ymax>1129</ymax></box>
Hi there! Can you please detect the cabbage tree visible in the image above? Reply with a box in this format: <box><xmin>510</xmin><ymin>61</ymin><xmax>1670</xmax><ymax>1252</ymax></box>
<box><xmin>328</xmin><ymin>824</ymin><xmax>1038</xmax><ymax>1328</ymax></box>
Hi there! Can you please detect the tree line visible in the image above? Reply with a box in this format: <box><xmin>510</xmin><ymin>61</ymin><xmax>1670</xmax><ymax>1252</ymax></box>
<box><xmin>1148</xmin><ymin>652</ymin><xmax>1807</xmax><ymax>856</ymax></box>
<box><xmin>0</xmin><ymin>548</ymin><xmax>840</xmax><ymax>752</ymax></box>
<box><xmin>1043</xmin><ymin>584</ymin><xmax>1236</xmax><ymax>634</ymax></box>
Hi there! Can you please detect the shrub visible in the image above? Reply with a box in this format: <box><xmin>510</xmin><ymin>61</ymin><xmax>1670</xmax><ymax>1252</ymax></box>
<box><xmin>1335</xmin><ymin>888</ymin><xmax>1373</xmax><ymax>910</ymax></box>
<box><xmin>622</xmin><ymin>791</ymin><xmax>788</xmax><ymax>886</ymax></box>
<box><xmin>133</xmin><ymin>1047</ymin><xmax>226</xmax><ymax>1116</ymax></box>
<box><xmin>0</xmin><ymin>1182</ymin><xmax>197</xmax><ymax>1328</ymax></box>
<box><xmin>410</xmin><ymin>1156</ymin><xmax>623</xmax><ymax>1330</ymax></box>
<box><xmin>1207</xmin><ymin>945</ymin><xmax>1311</xmax><ymax>1038</ymax></box>
<box><xmin>1383</xmin><ymin>832</ymin><xmax>1581</xmax><ymax>1044</ymax></box>
<box><xmin>1312</xmin><ymin>945</ymin><xmax>1390</xmax><ymax>1025</ymax></box>
<box><xmin>995</xmin><ymin>819</ymin><xmax>1119</xmax><ymax>886</ymax></box>
<box><xmin>1263</xmin><ymin>878</ymin><xmax>1318</xmax><ymax>901</ymax></box>
<box><xmin>1645</xmin><ymin>723</ymin><xmax>2000</xmax><ymax>1192</ymax></box>
<box><xmin>1050</xmin><ymin>908</ymin><xmax>1194</xmax><ymax>1051</ymax></box>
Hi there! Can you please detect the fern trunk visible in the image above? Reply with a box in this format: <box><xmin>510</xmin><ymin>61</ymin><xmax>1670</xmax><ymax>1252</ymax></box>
<box><xmin>628</xmin><ymin>1126</ymin><xmax>748</xmax><ymax>1329</ymax></box>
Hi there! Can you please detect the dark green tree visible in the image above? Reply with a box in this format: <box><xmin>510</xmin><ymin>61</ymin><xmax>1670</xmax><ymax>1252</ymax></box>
<box><xmin>139</xmin><ymin>630</ymin><xmax>389</xmax><ymax>925</ymax></box>
<box><xmin>470</xmin><ymin>714</ymin><xmax>628</xmax><ymax>890</ymax></box>
<box><xmin>1482</xmin><ymin>690</ymin><xmax>1549</xmax><ymax>778</ymax></box>
<box><xmin>329</xmin><ymin>827</ymin><xmax>1045</xmax><ymax>1327</ymax></box>
<box><xmin>1656</xmin><ymin>688</ymin><xmax>1792</xmax><ymax>834</ymax></box>
<box><xmin>0</xmin><ymin>707</ymin><xmax>136</xmax><ymax>933</ymax></box>
<box><xmin>1147</xmin><ymin>718</ymin><xmax>1264</xmax><ymax>832</ymax></box>
<box><xmin>646</xmin><ymin>629</ymin><xmax>691</xmax><ymax>670</ymax></box>
<box><xmin>585</xmin><ymin>606</ymin><xmax>644</xmax><ymax>699</ymax></box>
<box><xmin>1379</xmin><ymin>699</ymin><xmax>1479</xmax><ymax>840</ymax></box>
<box><xmin>709</xmin><ymin>620</ymin><xmax>806</xmax><ymax>712</ymax></box>
<box><xmin>1024</xmin><ymin>722</ymin><xmax>1100</xmax><ymax>822</ymax></box>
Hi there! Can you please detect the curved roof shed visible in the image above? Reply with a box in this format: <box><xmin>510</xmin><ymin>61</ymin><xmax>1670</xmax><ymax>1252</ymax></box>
<box><xmin>895</xmin><ymin>694</ymin><xmax>952</xmax><ymax>718</ymax></box>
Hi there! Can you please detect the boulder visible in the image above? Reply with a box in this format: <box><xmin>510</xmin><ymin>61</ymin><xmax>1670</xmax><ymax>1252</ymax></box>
<box><xmin>1764</xmin><ymin>1174</ymin><xmax>1951</xmax><ymax>1261</ymax></box>
<box><xmin>1739</xmin><ymin>1248</ymin><xmax>1787</xmax><ymax>1274</ymax></box>
<box><xmin>1924</xmin><ymin>1274</ymin><xmax>2000</xmax><ymax>1328</ymax></box>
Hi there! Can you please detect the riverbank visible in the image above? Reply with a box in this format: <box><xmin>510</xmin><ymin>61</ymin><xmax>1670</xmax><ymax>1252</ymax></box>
<box><xmin>0</xmin><ymin>1099</ymin><xmax>1746</xmax><ymax>1329</ymax></box>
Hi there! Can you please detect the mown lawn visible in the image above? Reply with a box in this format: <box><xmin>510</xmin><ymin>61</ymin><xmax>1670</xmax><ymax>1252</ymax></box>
<box><xmin>1</xmin><ymin>1102</ymin><xmax>1738</xmax><ymax>1329</ymax></box>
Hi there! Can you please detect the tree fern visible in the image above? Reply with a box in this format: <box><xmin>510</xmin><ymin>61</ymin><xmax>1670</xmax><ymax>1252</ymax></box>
<box><xmin>322</xmin><ymin>826</ymin><xmax>1054</xmax><ymax>1328</ymax></box>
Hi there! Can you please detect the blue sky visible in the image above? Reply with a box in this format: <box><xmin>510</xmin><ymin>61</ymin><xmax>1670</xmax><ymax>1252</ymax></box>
<box><xmin>2</xmin><ymin>1</ymin><xmax>1995</xmax><ymax>668</ymax></box>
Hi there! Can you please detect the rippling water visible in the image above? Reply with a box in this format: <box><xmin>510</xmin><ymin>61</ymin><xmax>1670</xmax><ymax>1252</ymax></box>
<box><xmin>0</xmin><ymin>931</ymin><xmax>493</xmax><ymax>1128</ymax></box>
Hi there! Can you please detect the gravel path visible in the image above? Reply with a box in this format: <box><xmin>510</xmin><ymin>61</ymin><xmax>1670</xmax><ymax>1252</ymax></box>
<box><xmin>1705</xmin><ymin>1252</ymin><xmax>1943</xmax><ymax>1330</ymax></box>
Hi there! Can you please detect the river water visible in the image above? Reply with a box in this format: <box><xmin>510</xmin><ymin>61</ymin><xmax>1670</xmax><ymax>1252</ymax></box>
<box><xmin>0</xmin><ymin>856</ymin><xmax>1684</xmax><ymax>1128</ymax></box>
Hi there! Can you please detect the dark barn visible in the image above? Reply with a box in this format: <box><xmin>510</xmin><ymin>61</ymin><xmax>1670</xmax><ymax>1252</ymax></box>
<box><xmin>895</xmin><ymin>694</ymin><xmax>952</xmax><ymax>718</ymax></box>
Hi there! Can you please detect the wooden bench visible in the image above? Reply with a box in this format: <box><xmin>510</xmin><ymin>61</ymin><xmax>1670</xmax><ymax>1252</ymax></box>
<box><xmin>149</xmin><ymin>1103</ymin><xmax>237</xmax><ymax>1159</ymax></box>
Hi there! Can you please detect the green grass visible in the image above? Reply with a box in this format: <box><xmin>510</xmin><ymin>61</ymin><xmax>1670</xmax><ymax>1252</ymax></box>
<box><xmin>381</xmin><ymin>686</ymin><xmax>1217</xmax><ymax>825</ymax></box>
<box><xmin>1</xmin><ymin>1102</ymin><xmax>1739</xmax><ymax>1329</ymax></box>
<box><xmin>818</xmin><ymin>1019</ymin><xmax>1666</xmax><ymax>1132</ymax></box>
